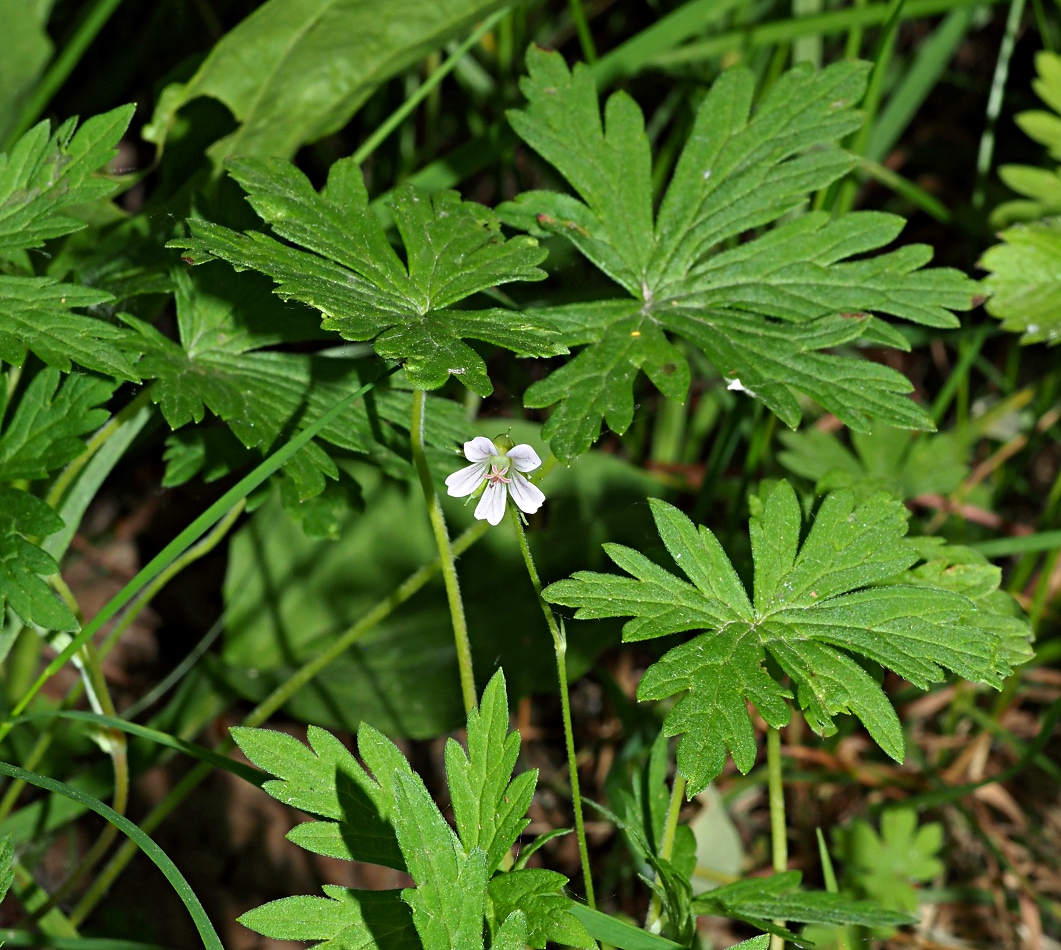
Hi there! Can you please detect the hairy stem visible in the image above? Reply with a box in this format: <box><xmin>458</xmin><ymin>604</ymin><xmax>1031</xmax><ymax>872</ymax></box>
<box><xmin>509</xmin><ymin>506</ymin><xmax>595</xmax><ymax>908</ymax></box>
<box><xmin>410</xmin><ymin>388</ymin><xmax>476</xmax><ymax>714</ymax></box>
<box><xmin>768</xmin><ymin>726</ymin><xmax>789</xmax><ymax>950</ymax></box>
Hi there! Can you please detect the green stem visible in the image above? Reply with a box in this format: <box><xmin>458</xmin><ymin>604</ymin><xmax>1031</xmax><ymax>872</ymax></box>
<box><xmin>645</xmin><ymin>772</ymin><xmax>686</xmax><ymax>931</ymax></box>
<box><xmin>972</xmin><ymin>0</ymin><xmax>1027</xmax><ymax>209</ymax></box>
<box><xmin>4</xmin><ymin>0</ymin><xmax>127</xmax><ymax>149</ymax></box>
<box><xmin>351</xmin><ymin>9</ymin><xmax>508</xmax><ymax>165</ymax></box>
<box><xmin>768</xmin><ymin>726</ymin><xmax>788</xmax><ymax>950</ymax></box>
<box><xmin>568</xmin><ymin>0</ymin><xmax>598</xmax><ymax>62</ymax></box>
<box><xmin>46</xmin><ymin>387</ymin><xmax>154</xmax><ymax>512</ymax></box>
<box><xmin>509</xmin><ymin>507</ymin><xmax>595</xmax><ymax>908</ymax></box>
<box><xmin>71</xmin><ymin>519</ymin><xmax>493</xmax><ymax>921</ymax></box>
<box><xmin>410</xmin><ymin>388</ymin><xmax>476</xmax><ymax>715</ymax></box>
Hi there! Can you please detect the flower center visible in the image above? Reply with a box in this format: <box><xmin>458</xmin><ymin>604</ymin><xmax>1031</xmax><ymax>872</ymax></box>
<box><xmin>485</xmin><ymin>460</ymin><xmax>511</xmax><ymax>485</ymax></box>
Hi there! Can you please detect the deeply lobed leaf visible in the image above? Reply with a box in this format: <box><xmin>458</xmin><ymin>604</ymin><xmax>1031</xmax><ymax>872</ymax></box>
<box><xmin>501</xmin><ymin>48</ymin><xmax>979</xmax><ymax>458</ymax></box>
<box><xmin>171</xmin><ymin>156</ymin><xmax>563</xmax><ymax>395</ymax></box>
<box><xmin>545</xmin><ymin>481</ymin><xmax>1024</xmax><ymax>792</ymax></box>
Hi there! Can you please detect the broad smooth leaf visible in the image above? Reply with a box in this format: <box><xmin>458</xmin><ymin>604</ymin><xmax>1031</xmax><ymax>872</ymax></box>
<box><xmin>143</xmin><ymin>0</ymin><xmax>509</xmax><ymax>165</ymax></box>
<box><xmin>171</xmin><ymin>158</ymin><xmax>560</xmax><ymax>395</ymax></box>
<box><xmin>500</xmin><ymin>49</ymin><xmax>978</xmax><ymax>458</ymax></box>
<box><xmin>545</xmin><ymin>481</ymin><xmax>1024</xmax><ymax>793</ymax></box>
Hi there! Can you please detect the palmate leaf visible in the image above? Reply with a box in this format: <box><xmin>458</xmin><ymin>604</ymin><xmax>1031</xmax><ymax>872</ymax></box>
<box><xmin>692</xmin><ymin>871</ymin><xmax>914</xmax><ymax>949</ymax></box>
<box><xmin>0</xmin><ymin>487</ymin><xmax>77</xmax><ymax>631</ymax></box>
<box><xmin>499</xmin><ymin>48</ymin><xmax>979</xmax><ymax>458</ymax></box>
<box><xmin>170</xmin><ymin>157</ymin><xmax>563</xmax><ymax>396</ymax></box>
<box><xmin>234</xmin><ymin>671</ymin><xmax>583</xmax><ymax>950</ymax></box>
<box><xmin>0</xmin><ymin>106</ymin><xmax>140</xmax><ymax>379</ymax></box>
<box><xmin>125</xmin><ymin>265</ymin><xmax>469</xmax><ymax>517</ymax></box>
<box><xmin>0</xmin><ymin>367</ymin><xmax>115</xmax><ymax>481</ymax></box>
<box><xmin>544</xmin><ymin>481</ymin><xmax>1021</xmax><ymax>794</ymax></box>
<box><xmin>981</xmin><ymin>220</ymin><xmax>1061</xmax><ymax>345</ymax></box>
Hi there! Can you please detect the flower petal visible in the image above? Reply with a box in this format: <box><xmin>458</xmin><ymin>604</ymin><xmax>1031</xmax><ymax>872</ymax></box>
<box><xmin>445</xmin><ymin>461</ymin><xmax>488</xmax><ymax>497</ymax></box>
<box><xmin>464</xmin><ymin>437</ymin><xmax>496</xmax><ymax>462</ymax></box>
<box><xmin>474</xmin><ymin>479</ymin><xmax>508</xmax><ymax>525</ymax></box>
<box><xmin>509</xmin><ymin>472</ymin><xmax>545</xmax><ymax>515</ymax></box>
<box><xmin>506</xmin><ymin>444</ymin><xmax>542</xmax><ymax>473</ymax></box>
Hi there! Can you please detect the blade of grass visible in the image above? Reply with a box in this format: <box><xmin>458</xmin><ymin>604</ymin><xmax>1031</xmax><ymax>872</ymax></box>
<box><xmin>972</xmin><ymin>530</ymin><xmax>1061</xmax><ymax>557</ymax></box>
<box><xmin>2</xmin><ymin>367</ymin><xmax>396</xmax><ymax>735</ymax></box>
<box><xmin>648</xmin><ymin>0</ymin><xmax>1008</xmax><ymax>67</ymax></box>
<box><xmin>973</xmin><ymin>0</ymin><xmax>1028</xmax><ymax>208</ymax></box>
<box><xmin>0</xmin><ymin>762</ymin><xmax>223</xmax><ymax>950</ymax></box>
<box><xmin>568</xmin><ymin>0</ymin><xmax>598</xmax><ymax>62</ymax></box>
<box><xmin>866</xmin><ymin>7</ymin><xmax>976</xmax><ymax>162</ymax></box>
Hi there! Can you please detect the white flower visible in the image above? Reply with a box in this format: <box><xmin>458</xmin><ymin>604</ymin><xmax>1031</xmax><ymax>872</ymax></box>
<box><xmin>445</xmin><ymin>436</ymin><xmax>546</xmax><ymax>526</ymax></box>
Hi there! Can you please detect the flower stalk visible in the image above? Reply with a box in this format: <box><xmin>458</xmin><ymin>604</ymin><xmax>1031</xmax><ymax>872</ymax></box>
<box><xmin>508</xmin><ymin>504</ymin><xmax>595</xmax><ymax>908</ymax></box>
<box><xmin>410</xmin><ymin>388</ymin><xmax>477</xmax><ymax>714</ymax></box>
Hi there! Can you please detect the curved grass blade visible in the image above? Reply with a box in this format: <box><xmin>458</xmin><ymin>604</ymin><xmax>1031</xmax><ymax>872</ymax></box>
<box><xmin>564</xmin><ymin>901</ymin><xmax>685</xmax><ymax>950</ymax></box>
<box><xmin>9</xmin><ymin>712</ymin><xmax>265</xmax><ymax>786</ymax></box>
<box><xmin>6</xmin><ymin>366</ymin><xmax>397</xmax><ymax>729</ymax></box>
<box><xmin>0</xmin><ymin>762</ymin><xmax>222</xmax><ymax>950</ymax></box>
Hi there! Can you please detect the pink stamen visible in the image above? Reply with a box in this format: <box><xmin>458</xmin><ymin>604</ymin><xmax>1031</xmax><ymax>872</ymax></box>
<box><xmin>486</xmin><ymin>463</ymin><xmax>511</xmax><ymax>485</ymax></box>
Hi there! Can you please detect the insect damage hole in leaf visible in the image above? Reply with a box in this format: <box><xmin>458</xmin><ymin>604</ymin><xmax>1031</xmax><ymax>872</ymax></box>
<box><xmin>498</xmin><ymin>47</ymin><xmax>981</xmax><ymax>459</ymax></box>
<box><xmin>544</xmin><ymin>480</ymin><xmax>1028</xmax><ymax>794</ymax></box>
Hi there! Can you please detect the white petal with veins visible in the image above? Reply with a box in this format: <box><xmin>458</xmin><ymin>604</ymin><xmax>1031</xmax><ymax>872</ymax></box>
<box><xmin>474</xmin><ymin>479</ymin><xmax>508</xmax><ymax>525</ymax></box>
<box><xmin>445</xmin><ymin>461</ymin><xmax>488</xmax><ymax>497</ymax></box>
<box><xmin>509</xmin><ymin>472</ymin><xmax>545</xmax><ymax>514</ymax></box>
<box><xmin>463</xmin><ymin>436</ymin><xmax>496</xmax><ymax>462</ymax></box>
<box><xmin>506</xmin><ymin>444</ymin><xmax>542</xmax><ymax>473</ymax></box>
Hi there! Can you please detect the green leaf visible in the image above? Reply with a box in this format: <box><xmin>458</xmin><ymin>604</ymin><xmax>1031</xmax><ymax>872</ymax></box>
<box><xmin>501</xmin><ymin>49</ymin><xmax>978</xmax><ymax>457</ymax></box>
<box><xmin>238</xmin><ymin>887</ymin><xmax>418</xmax><ymax>949</ymax></box>
<box><xmin>545</xmin><ymin>482</ymin><xmax>1015</xmax><ymax>793</ymax></box>
<box><xmin>230</xmin><ymin>722</ymin><xmax>410</xmax><ymax>871</ymax></box>
<box><xmin>394</xmin><ymin>770</ymin><xmax>487</xmax><ymax>950</ymax></box>
<box><xmin>0</xmin><ymin>107</ymin><xmax>140</xmax><ymax>379</ymax></box>
<box><xmin>488</xmin><ymin>869</ymin><xmax>595</xmax><ymax>950</ymax></box>
<box><xmin>778</xmin><ymin>423</ymin><xmax>967</xmax><ymax>501</ymax></box>
<box><xmin>981</xmin><ymin>220</ymin><xmax>1061</xmax><ymax>345</ymax></box>
<box><xmin>564</xmin><ymin>901</ymin><xmax>685</xmax><ymax>950</ymax></box>
<box><xmin>170</xmin><ymin>158</ymin><xmax>558</xmax><ymax>395</ymax></box>
<box><xmin>0</xmin><ymin>486</ymin><xmax>76</xmax><ymax>631</ymax></box>
<box><xmin>143</xmin><ymin>0</ymin><xmax>510</xmax><ymax>165</ymax></box>
<box><xmin>445</xmin><ymin>670</ymin><xmax>537</xmax><ymax>874</ymax></box>
<box><xmin>0</xmin><ymin>105</ymin><xmax>135</xmax><ymax>252</ymax></box>
<box><xmin>0</xmin><ymin>368</ymin><xmax>115</xmax><ymax>481</ymax></box>
<box><xmin>692</xmin><ymin>871</ymin><xmax>914</xmax><ymax>948</ymax></box>
<box><xmin>990</xmin><ymin>52</ymin><xmax>1061</xmax><ymax>226</ymax></box>
<box><xmin>0</xmin><ymin>835</ymin><xmax>12</xmax><ymax>907</ymax></box>
<box><xmin>836</xmin><ymin>808</ymin><xmax>944</xmax><ymax>917</ymax></box>
<box><xmin>219</xmin><ymin>426</ymin><xmax>663</xmax><ymax>738</ymax></box>
<box><xmin>0</xmin><ymin>0</ymin><xmax>52</xmax><ymax>147</ymax></box>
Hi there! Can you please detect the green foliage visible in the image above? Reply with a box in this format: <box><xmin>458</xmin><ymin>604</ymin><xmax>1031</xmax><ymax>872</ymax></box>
<box><xmin>0</xmin><ymin>106</ymin><xmax>139</xmax><ymax>379</ymax></box>
<box><xmin>692</xmin><ymin>871</ymin><xmax>914</xmax><ymax>948</ymax></box>
<box><xmin>234</xmin><ymin>671</ymin><xmax>593</xmax><ymax>950</ymax></box>
<box><xmin>0</xmin><ymin>486</ymin><xmax>77</xmax><ymax>631</ymax></box>
<box><xmin>0</xmin><ymin>368</ymin><xmax>114</xmax><ymax>481</ymax></box>
<box><xmin>777</xmin><ymin>423</ymin><xmax>967</xmax><ymax>500</ymax></box>
<box><xmin>981</xmin><ymin>220</ymin><xmax>1061</xmax><ymax>345</ymax></box>
<box><xmin>992</xmin><ymin>52</ymin><xmax>1061</xmax><ymax>227</ymax></box>
<box><xmin>219</xmin><ymin>430</ymin><xmax>662</xmax><ymax>737</ymax></box>
<box><xmin>171</xmin><ymin>157</ymin><xmax>562</xmax><ymax>395</ymax></box>
<box><xmin>144</xmin><ymin>0</ymin><xmax>510</xmax><ymax>164</ymax></box>
<box><xmin>0</xmin><ymin>0</ymin><xmax>51</xmax><ymax>146</ymax></box>
<box><xmin>545</xmin><ymin>481</ymin><xmax>1024</xmax><ymax>793</ymax></box>
<box><xmin>836</xmin><ymin>808</ymin><xmax>944</xmax><ymax>915</ymax></box>
<box><xmin>498</xmin><ymin>48</ymin><xmax>979</xmax><ymax>458</ymax></box>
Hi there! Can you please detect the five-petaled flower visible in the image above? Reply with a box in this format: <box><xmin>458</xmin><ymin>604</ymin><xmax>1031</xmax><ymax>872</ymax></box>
<box><xmin>445</xmin><ymin>436</ymin><xmax>545</xmax><ymax>525</ymax></box>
